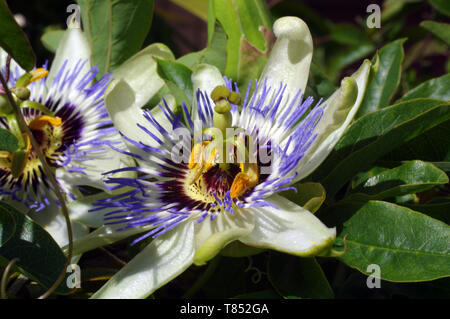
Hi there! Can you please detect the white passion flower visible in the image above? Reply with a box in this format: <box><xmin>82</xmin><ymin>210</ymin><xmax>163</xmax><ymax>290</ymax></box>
<box><xmin>0</xmin><ymin>22</ymin><xmax>130</xmax><ymax>247</ymax></box>
<box><xmin>81</xmin><ymin>16</ymin><xmax>371</xmax><ymax>298</ymax></box>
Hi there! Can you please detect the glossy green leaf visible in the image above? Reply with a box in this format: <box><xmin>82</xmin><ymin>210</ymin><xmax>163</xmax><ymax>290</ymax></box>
<box><xmin>356</xmin><ymin>39</ymin><xmax>405</xmax><ymax>118</ymax></box>
<box><xmin>384</xmin><ymin>120</ymin><xmax>450</xmax><ymax>163</ymax></box>
<box><xmin>282</xmin><ymin>182</ymin><xmax>326</xmax><ymax>213</ymax></box>
<box><xmin>397</xmin><ymin>73</ymin><xmax>450</xmax><ymax>102</ymax></box>
<box><xmin>0</xmin><ymin>202</ymin><xmax>70</xmax><ymax>294</ymax></box>
<box><xmin>268</xmin><ymin>253</ymin><xmax>334</xmax><ymax>299</ymax></box>
<box><xmin>0</xmin><ymin>0</ymin><xmax>35</xmax><ymax>71</ymax></box>
<box><xmin>40</xmin><ymin>29</ymin><xmax>64</xmax><ymax>53</ymax></box>
<box><xmin>0</xmin><ymin>128</ymin><xmax>19</xmax><ymax>152</ymax></box>
<box><xmin>77</xmin><ymin>0</ymin><xmax>154</xmax><ymax>75</ymax></box>
<box><xmin>429</xmin><ymin>0</ymin><xmax>450</xmax><ymax>17</ymax></box>
<box><xmin>421</xmin><ymin>21</ymin><xmax>450</xmax><ymax>45</ymax></box>
<box><xmin>338</xmin><ymin>201</ymin><xmax>450</xmax><ymax>282</ymax></box>
<box><xmin>313</xmin><ymin>99</ymin><xmax>450</xmax><ymax>198</ymax></box>
<box><xmin>351</xmin><ymin>160</ymin><xmax>448</xmax><ymax>199</ymax></box>
<box><xmin>156</xmin><ymin>59</ymin><xmax>193</xmax><ymax>107</ymax></box>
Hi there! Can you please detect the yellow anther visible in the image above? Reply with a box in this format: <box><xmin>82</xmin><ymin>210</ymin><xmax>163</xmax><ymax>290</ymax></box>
<box><xmin>230</xmin><ymin>163</ymin><xmax>259</xmax><ymax>198</ymax></box>
<box><xmin>230</xmin><ymin>172</ymin><xmax>249</xmax><ymax>198</ymax></box>
<box><xmin>28</xmin><ymin>116</ymin><xmax>62</xmax><ymax>130</ymax></box>
<box><xmin>29</xmin><ymin>68</ymin><xmax>49</xmax><ymax>83</ymax></box>
<box><xmin>188</xmin><ymin>141</ymin><xmax>214</xmax><ymax>169</ymax></box>
<box><xmin>187</xmin><ymin>141</ymin><xmax>220</xmax><ymax>185</ymax></box>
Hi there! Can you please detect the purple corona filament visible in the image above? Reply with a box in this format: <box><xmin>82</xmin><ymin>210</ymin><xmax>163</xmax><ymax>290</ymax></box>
<box><xmin>0</xmin><ymin>60</ymin><xmax>118</xmax><ymax>210</ymax></box>
<box><xmin>93</xmin><ymin>78</ymin><xmax>325</xmax><ymax>241</ymax></box>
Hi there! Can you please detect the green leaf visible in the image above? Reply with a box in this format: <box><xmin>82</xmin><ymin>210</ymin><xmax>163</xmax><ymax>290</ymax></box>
<box><xmin>282</xmin><ymin>182</ymin><xmax>326</xmax><ymax>213</ymax></box>
<box><xmin>156</xmin><ymin>59</ymin><xmax>193</xmax><ymax>107</ymax></box>
<box><xmin>396</xmin><ymin>74</ymin><xmax>450</xmax><ymax>103</ymax></box>
<box><xmin>421</xmin><ymin>21</ymin><xmax>450</xmax><ymax>45</ymax></box>
<box><xmin>308</xmin><ymin>63</ymin><xmax>336</xmax><ymax>99</ymax></box>
<box><xmin>330</xmin><ymin>24</ymin><xmax>371</xmax><ymax>46</ymax></box>
<box><xmin>0</xmin><ymin>0</ymin><xmax>35</xmax><ymax>71</ymax></box>
<box><xmin>268</xmin><ymin>253</ymin><xmax>334</xmax><ymax>299</ymax></box>
<box><xmin>77</xmin><ymin>0</ymin><xmax>154</xmax><ymax>75</ymax></box>
<box><xmin>338</xmin><ymin>201</ymin><xmax>450</xmax><ymax>282</ymax></box>
<box><xmin>356</xmin><ymin>39</ymin><xmax>405</xmax><ymax>118</ymax></box>
<box><xmin>0</xmin><ymin>128</ymin><xmax>19</xmax><ymax>152</ymax></box>
<box><xmin>429</xmin><ymin>0</ymin><xmax>450</xmax><ymax>17</ymax></box>
<box><xmin>0</xmin><ymin>202</ymin><xmax>70</xmax><ymax>294</ymax></box>
<box><xmin>397</xmin><ymin>73</ymin><xmax>450</xmax><ymax>103</ymax></box>
<box><xmin>40</xmin><ymin>29</ymin><xmax>64</xmax><ymax>53</ymax></box>
<box><xmin>326</xmin><ymin>43</ymin><xmax>374</xmax><ymax>79</ymax></box>
<box><xmin>351</xmin><ymin>160</ymin><xmax>448</xmax><ymax>199</ymax></box>
<box><xmin>313</xmin><ymin>99</ymin><xmax>450</xmax><ymax>199</ymax></box>
<box><xmin>384</xmin><ymin>120</ymin><xmax>450</xmax><ymax>162</ymax></box>
<box><xmin>403</xmin><ymin>200</ymin><xmax>450</xmax><ymax>224</ymax></box>
<box><xmin>0</xmin><ymin>207</ymin><xmax>15</xmax><ymax>246</ymax></box>
<box><xmin>210</xmin><ymin>0</ymin><xmax>273</xmax><ymax>88</ymax></box>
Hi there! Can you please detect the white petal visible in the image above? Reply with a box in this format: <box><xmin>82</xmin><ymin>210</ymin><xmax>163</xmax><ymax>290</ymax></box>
<box><xmin>257</xmin><ymin>16</ymin><xmax>313</xmax><ymax>112</ymax></box>
<box><xmin>66</xmin><ymin>192</ymin><xmax>124</xmax><ymax>228</ymax></box>
<box><xmin>239</xmin><ymin>194</ymin><xmax>335</xmax><ymax>256</ymax></box>
<box><xmin>47</xmin><ymin>24</ymin><xmax>91</xmax><ymax>88</ymax></box>
<box><xmin>191</xmin><ymin>64</ymin><xmax>225</xmax><ymax>123</ymax></box>
<box><xmin>91</xmin><ymin>221</ymin><xmax>195</xmax><ymax>299</ymax></box>
<box><xmin>0</xmin><ymin>47</ymin><xmax>25</xmax><ymax>77</ymax></box>
<box><xmin>68</xmin><ymin>223</ymin><xmax>151</xmax><ymax>256</ymax></box>
<box><xmin>28</xmin><ymin>203</ymin><xmax>89</xmax><ymax>248</ymax></box>
<box><xmin>193</xmin><ymin>209</ymin><xmax>254</xmax><ymax>265</ymax></box>
<box><xmin>293</xmin><ymin>59</ymin><xmax>372</xmax><ymax>182</ymax></box>
<box><xmin>104</xmin><ymin>80</ymin><xmax>174</xmax><ymax>146</ymax></box>
<box><xmin>112</xmin><ymin>43</ymin><xmax>175</xmax><ymax>109</ymax></box>
<box><xmin>56</xmin><ymin>138</ymin><xmax>134</xmax><ymax>192</ymax></box>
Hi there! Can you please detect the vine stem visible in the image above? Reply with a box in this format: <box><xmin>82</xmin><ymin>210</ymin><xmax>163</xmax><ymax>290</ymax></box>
<box><xmin>1</xmin><ymin>258</ymin><xmax>20</xmax><ymax>299</ymax></box>
<box><xmin>0</xmin><ymin>71</ymin><xmax>73</xmax><ymax>299</ymax></box>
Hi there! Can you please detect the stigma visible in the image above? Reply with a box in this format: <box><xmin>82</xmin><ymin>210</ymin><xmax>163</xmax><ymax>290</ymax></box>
<box><xmin>184</xmin><ymin>85</ymin><xmax>260</xmax><ymax>211</ymax></box>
